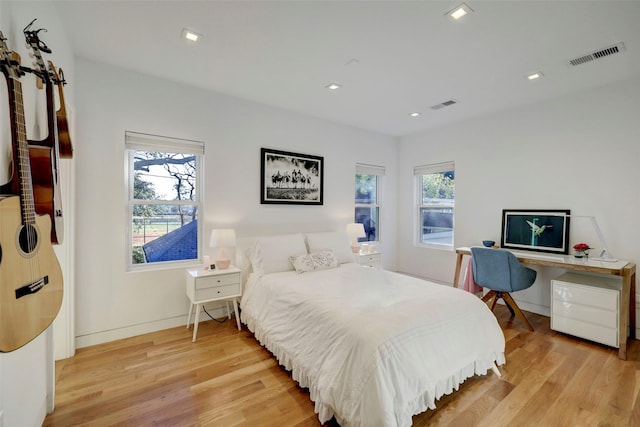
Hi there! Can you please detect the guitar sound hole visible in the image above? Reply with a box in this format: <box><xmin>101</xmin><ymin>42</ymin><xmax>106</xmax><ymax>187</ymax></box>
<box><xmin>18</xmin><ymin>224</ymin><xmax>38</xmax><ymax>254</ymax></box>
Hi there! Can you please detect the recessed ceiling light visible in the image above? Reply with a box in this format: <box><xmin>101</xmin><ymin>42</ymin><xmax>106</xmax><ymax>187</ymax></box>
<box><xmin>446</xmin><ymin>3</ymin><xmax>473</xmax><ymax>21</ymax></box>
<box><xmin>181</xmin><ymin>28</ymin><xmax>201</xmax><ymax>42</ymax></box>
<box><xmin>325</xmin><ymin>83</ymin><xmax>342</xmax><ymax>90</ymax></box>
<box><xmin>527</xmin><ymin>72</ymin><xmax>544</xmax><ymax>80</ymax></box>
<box><xmin>409</xmin><ymin>112</ymin><xmax>421</xmax><ymax>117</ymax></box>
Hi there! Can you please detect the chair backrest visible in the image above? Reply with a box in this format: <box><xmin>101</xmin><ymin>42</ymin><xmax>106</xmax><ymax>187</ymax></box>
<box><xmin>470</xmin><ymin>246</ymin><xmax>537</xmax><ymax>292</ymax></box>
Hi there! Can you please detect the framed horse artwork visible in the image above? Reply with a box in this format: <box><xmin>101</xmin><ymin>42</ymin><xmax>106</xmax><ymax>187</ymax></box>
<box><xmin>260</xmin><ymin>148</ymin><xmax>324</xmax><ymax>205</ymax></box>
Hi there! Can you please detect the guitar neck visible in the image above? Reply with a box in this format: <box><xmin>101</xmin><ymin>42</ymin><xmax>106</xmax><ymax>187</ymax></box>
<box><xmin>9</xmin><ymin>74</ymin><xmax>37</xmax><ymax>226</ymax></box>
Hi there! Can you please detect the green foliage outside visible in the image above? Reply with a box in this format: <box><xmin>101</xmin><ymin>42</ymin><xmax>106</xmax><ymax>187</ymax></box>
<box><xmin>422</xmin><ymin>172</ymin><xmax>455</xmax><ymax>202</ymax></box>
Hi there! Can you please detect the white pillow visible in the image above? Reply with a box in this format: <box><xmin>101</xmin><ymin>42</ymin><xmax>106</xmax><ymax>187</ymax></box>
<box><xmin>250</xmin><ymin>233</ymin><xmax>308</xmax><ymax>275</ymax></box>
<box><xmin>305</xmin><ymin>231</ymin><xmax>354</xmax><ymax>264</ymax></box>
<box><xmin>290</xmin><ymin>250</ymin><xmax>339</xmax><ymax>273</ymax></box>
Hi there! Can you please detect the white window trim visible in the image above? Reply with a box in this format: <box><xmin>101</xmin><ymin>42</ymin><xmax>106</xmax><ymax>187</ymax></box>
<box><xmin>125</xmin><ymin>131</ymin><xmax>205</xmax><ymax>271</ymax></box>
<box><xmin>414</xmin><ymin>161</ymin><xmax>455</xmax><ymax>250</ymax></box>
<box><xmin>355</xmin><ymin>164</ymin><xmax>385</xmax><ymax>243</ymax></box>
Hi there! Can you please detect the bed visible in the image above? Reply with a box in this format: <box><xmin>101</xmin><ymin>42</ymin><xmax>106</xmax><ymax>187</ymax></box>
<box><xmin>239</xmin><ymin>232</ymin><xmax>505</xmax><ymax>427</ymax></box>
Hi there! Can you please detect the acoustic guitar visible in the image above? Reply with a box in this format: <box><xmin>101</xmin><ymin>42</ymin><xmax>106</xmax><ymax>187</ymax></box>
<box><xmin>23</xmin><ymin>20</ymin><xmax>64</xmax><ymax>244</ymax></box>
<box><xmin>49</xmin><ymin>63</ymin><xmax>73</xmax><ymax>159</ymax></box>
<box><xmin>0</xmin><ymin>32</ymin><xmax>63</xmax><ymax>352</ymax></box>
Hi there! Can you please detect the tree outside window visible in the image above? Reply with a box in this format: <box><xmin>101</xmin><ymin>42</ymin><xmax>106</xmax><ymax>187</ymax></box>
<box><xmin>126</xmin><ymin>132</ymin><xmax>203</xmax><ymax>269</ymax></box>
<box><xmin>416</xmin><ymin>162</ymin><xmax>455</xmax><ymax>247</ymax></box>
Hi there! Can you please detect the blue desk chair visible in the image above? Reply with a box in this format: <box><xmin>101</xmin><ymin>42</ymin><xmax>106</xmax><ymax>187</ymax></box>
<box><xmin>470</xmin><ymin>246</ymin><xmax>537</xmax><ymax>331</ymax></box>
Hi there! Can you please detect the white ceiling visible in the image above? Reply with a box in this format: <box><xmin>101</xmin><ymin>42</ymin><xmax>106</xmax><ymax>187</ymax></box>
<box><xmin>52</xmin><ymin>0</ymin><xmax>640</xmax><ymax>137</ymax></box>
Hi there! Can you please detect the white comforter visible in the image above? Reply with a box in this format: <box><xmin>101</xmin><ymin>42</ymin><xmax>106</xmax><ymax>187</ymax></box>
<box><xmin>241</xmin><ymin>263</ymin><xmax>505</xmax><ymax>427</ymax></box>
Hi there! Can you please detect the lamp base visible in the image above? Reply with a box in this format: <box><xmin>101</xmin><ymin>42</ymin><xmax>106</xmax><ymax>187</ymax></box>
<box><xmin>215</xmin><ymin>258</ymin><xmax>231</xmax><ymax>269</ymax></box>
<box><xmin>351</xmin><ymin>243</ymin><xmax>360</xmax><ymax>253</ymax></box>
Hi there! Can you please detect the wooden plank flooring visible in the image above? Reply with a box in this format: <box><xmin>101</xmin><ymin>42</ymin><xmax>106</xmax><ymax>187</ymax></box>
<box><xmin>44</xmin><ymin>306</ymin><xmax>640</xmax><ymax>426</ymax></box>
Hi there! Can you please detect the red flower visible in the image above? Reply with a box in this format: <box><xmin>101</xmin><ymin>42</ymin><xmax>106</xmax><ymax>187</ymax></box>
<box><xmin>573</xmin><ymin>243</ymin><xmax>591</xmax><ymax>251</ymax></box>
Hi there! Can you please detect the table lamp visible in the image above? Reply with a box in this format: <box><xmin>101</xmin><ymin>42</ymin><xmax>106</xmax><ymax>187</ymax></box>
<box><xmin>346</xmin><ymin>223</ymin><xmax>366</xmax><ymax>253</ymax></box>
<box><xmin>209</xmin><ymin>229</ymin><xmax>237</xmax><ymax>269</ymax></box>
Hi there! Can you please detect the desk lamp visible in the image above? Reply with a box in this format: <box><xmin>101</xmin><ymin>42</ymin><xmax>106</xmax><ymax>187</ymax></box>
<box><xmin>567</xmin><ymin>215</ymin><xmax>617</xmax><ymax>262</ymax></box>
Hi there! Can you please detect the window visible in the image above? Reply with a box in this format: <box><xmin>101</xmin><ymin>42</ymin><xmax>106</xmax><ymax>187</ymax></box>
<box><xmin>355</xmin><ymin>164</ymin><xmax>385</xmax><ymax>242</ymax></box>
<box><xmin>415</xmin><ymin>161</ymin><xmax>455</xmax><ymax>248</ymax></box>
<box><xmin>125</xmin><ymin>132</ymin><xmax>204</xmax><ymax>270</ymax></box>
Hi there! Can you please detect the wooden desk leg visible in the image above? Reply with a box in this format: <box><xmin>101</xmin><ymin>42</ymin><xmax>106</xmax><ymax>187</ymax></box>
<box><xmin>619</xmin><ymin>264</ymin><xmax>636</xmax><ymax>360</ymax></box>
<box><xmin>453</xmin><ymin>252</ymin><xmax>464</xmax><ymax>288</ymax></box>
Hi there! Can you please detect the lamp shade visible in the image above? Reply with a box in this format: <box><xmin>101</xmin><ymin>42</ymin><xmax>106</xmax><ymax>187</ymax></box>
<box><xmin>346</xmin><ymin>223</ymin><xmax>366</xmax><ymax>241</ymax></box>
<box><xmin>209</xmin><ymin>229</ymin><xmax>237</xmax><ymax>249</ymax></box>
<box><xmin>346</xmin><ymin>223</ymin><xmax>366</xmax><ymax>254</ymax></box>
<box><xmin>209</xmin><ymin>229</ymin><xmax>236</xmax><ymax>269</ymax></box>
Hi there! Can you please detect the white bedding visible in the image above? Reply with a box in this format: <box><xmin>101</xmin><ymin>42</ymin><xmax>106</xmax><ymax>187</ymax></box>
<box><xmin>241</xmin><ymin>263</ymin><xmax>505</xmax><ymax>427</ymax></box>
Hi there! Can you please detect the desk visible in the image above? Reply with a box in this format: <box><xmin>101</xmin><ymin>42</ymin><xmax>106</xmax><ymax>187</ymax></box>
<box><xmin>453</xmin><ymin>247</ymin><xmax>636</xmax><ymax>360</ymax></box>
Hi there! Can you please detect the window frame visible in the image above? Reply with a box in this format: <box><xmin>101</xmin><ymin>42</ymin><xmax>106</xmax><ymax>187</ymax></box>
<box><xmin>125</xmin><ymin>131</ymin><xmax>205</xmax><ymax>271</ymax></box>
<box><xmin>355</xmin><ymin>164</ymin><xmax>385</xmax><ymax>243</ymax></box>
<box><xmin>414</xmin><ymin>161</ymin><xmax>455</xmax><ymax>250</ymax></box>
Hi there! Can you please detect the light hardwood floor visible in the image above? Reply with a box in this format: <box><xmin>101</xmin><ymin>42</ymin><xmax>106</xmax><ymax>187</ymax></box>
<box><xmin>44</xmin><ymin>306</ymin><xmax>640</xmax><ymax>427</ymax></box>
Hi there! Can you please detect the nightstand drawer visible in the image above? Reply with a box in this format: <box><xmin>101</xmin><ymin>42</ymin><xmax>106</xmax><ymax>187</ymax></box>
<box><xmin>195</xmin><ymin>282</ymin><xmax>241</xmax><ymax>301</ymax></box>
<box><xmin>358</xmin><ymin>252</ymin><xmax>381</xmax><ymax>268</ymax></box>
<box><xmin>359</xmin><ymin>253</ymin><xmax>381</xmax><ymax>263</ymax></box>
<box><xmin>195</xmin><ymin>272</ymin><xmax>241</xmax><ymax>289</ymax></box>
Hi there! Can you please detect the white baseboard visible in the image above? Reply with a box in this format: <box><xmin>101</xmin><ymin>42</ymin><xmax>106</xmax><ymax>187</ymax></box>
<box><xmin>75</xmin><ymin>306</ymin><xmax>231</xmax><ymax>349</ymax></box>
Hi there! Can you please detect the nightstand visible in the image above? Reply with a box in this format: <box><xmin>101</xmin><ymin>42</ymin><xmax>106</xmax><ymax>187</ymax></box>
<box><xmin>186</xmin><ymin>266</ymin><xmax>242</xmax><ymax>342</ymax></box>
<box><xmin>357</xmin><ymin>251</ymin><xmax>382</xmax><ymax>268</ymax></box>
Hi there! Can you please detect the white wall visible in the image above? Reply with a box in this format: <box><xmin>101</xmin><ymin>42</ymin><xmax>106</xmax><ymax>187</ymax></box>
<box><xmin>0</xmin><ymin>1</ymin><xmax>76</xmax><ymax>426</ymax></box>
<box><xmin>73</xmin><ymin>57</ymin><xmax>398</xmax><ymax>347</ymax></box>
<box><xmin>397</xmin><ymin>74</ymin><xmax>640</xmax><ymax>315</ymax></box>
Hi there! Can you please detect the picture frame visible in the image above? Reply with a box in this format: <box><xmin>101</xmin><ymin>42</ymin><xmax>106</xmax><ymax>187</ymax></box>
<box><xmin>260</xmin><ymin>148</ymin><xmax>324</xmax><ymax>205</ymax></box>
<box><xmin>501</xmin><ymin>209</ymin><xmax>571</xmax><ymax>254</ymax></box>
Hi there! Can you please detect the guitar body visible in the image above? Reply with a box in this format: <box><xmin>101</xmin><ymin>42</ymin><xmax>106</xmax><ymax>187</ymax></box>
<box><xmin>56</xmin><ymin>109</ymin><xmax>73</xmax><ymax>158</ymax></box>
<box><xmin>50</xmin><ymin>63</ymin><xmax>73</xmax><ymax>159</ymax></box>
<box><xmin>28</xmin><ymin>144</ymin><xmax>64</xmax><ymax>244</ymax></box>
<box><xmin>0</xmin><ymin>195</ymin><xmax>63</xmax><ymax>352</ymax></box>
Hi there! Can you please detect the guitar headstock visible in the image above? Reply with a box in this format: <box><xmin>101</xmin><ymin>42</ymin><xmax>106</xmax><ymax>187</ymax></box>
<box><xmin>0</xmin><ymin>31</ymin><xmax>23</xmax><ymax>81</ymax></box>
<box><xmin>23</xmin><ymin>18</ymin><xmax>52</xmax><ymax>84</ymax></box>
<box><xmin>47</xmin><ymin>60</ymin><xmax>66</xmax><ymax>86</ymax></box>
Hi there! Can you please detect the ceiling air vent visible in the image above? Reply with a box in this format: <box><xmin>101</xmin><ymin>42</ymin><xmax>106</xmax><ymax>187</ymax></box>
<box><xmin>431</xmin><ymin>99</ymin><xmax>458</xmax><ymax>110</ymax></box>
<box><xmin>568</xmin><ymin>42</ymin><xmax>626</xmax><ymax>67</ymax></box>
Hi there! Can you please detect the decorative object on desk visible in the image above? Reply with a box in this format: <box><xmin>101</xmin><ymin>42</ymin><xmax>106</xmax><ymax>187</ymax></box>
<box><xmin>573</xmin><ymin>242</ymin><xmax>591</xmax><ymax>258</ymax></box>
<box><xmin>202</xmin><ymin>255</ymin><xmax>211</xmax><ymax>270</ymax></box>
<box><xmin>346</xmin><ymin>223</ymin><xmax>366</xmax><ymax>253</ymax></box>
<box><xmin>482</xmin><ymin>240</ymin><xmax>495</xmax><ymax>248</ymax></box>
<box><xmin>260</xmin><ymin>147</ymin><xmax>324</xmax><ymax>205</ymax></box>
<box><xmin>501</xmin><ymin>209</ymin><xmax>570</xmax><ymax>254</ymax></box>
<box><xmin>209</xmin><ymin>229</ymin><xmax>236</xmax><ymax>269</ymax></box>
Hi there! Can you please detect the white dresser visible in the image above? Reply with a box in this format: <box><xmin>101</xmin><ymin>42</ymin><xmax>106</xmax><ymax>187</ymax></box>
<box><xmin>551</xmin><ymin>272</ymin><xmax>622</xmax><ymax>348</ymax></box>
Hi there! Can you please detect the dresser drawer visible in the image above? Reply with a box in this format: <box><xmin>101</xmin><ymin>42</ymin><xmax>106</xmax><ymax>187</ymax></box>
<box><xmin>551</xmin><ymin>315</ymin><xmax>618</xmax><ymax>348</ymax></box>
<box><xmin>195</xmin><ymin>272</ymin><xmax>241</xmax><ymax>289</ymax></box>
<box><xmin>552</xmin><ymin>281</ymin><xmax>618</xmax><ymax>309</ymax></box>
<box><xmin>195</xmin><ymin>282</ymin><xmax>241</xmax><ymax>301</ymax></box>
<box><xmin>552</xmin><ymin>300</ymin><xmax>617</xmax><ymax>328</ymax></box>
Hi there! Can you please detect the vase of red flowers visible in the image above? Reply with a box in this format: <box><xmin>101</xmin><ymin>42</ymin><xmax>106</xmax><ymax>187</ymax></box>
<box><xmin>573</xmin><ymin>242</ymin><xmax>591</xmax><ymax>258</ymax></box>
